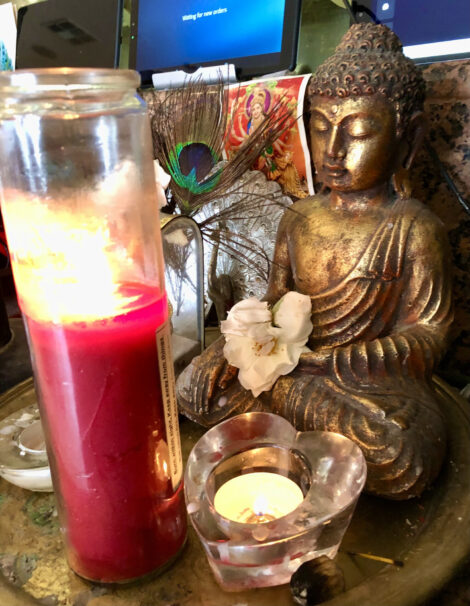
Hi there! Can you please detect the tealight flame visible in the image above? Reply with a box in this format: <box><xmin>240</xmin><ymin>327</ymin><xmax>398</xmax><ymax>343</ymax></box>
<box><xmin>213</xmin><ymin>472</ymin><xmax>304</xmax><ymax>524</ymax></box>
<box><xmin>253</xmin><ymin>494</ymin><xmax>269</xmax><ymax>517</ymax></box>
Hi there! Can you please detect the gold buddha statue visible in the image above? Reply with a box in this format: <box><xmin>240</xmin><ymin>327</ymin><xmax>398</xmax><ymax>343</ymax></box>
<box><xmin>177</xmin><ymin>23</ymin><xmax>453</xmax><ymax>500</ymax></box>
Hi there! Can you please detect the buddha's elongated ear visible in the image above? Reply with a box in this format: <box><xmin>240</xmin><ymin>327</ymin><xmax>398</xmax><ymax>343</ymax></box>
<box><xmin>393</xmin><ymin>112</ymin><xmax>426</xmax><ymax>198</ymax></box>
<box><xmin>403</xmin><ymin>111</ymin><xmax>427</xmax><ymax>170</ymax></box>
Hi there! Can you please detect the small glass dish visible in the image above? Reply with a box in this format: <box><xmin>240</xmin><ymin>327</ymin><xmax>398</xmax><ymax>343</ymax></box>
<box><xmin>185</xmin><ymin>412</ymin><xmax>366</xmax><ymax>591</ymax></box>
<box><xmin>0</xmin><ymin>403</ymin><xmax>52</xmax><ymax>492</ymax></box>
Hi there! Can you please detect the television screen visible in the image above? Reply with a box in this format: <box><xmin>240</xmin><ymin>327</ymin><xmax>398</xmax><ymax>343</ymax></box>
<box><xmin>16</xmin><ymin>0</ymin><xmax>122</xmax><ymax>69</ymax></box>
<box><xmin>130</xmin><ymin>0</ymin><xmax>301</xmax><ymax>85</ymax></box>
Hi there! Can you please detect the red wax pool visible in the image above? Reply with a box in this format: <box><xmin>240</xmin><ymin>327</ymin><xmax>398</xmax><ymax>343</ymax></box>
<box><xmin>24</xmin><ymin>285</ymin><xmax>187</xmax><ymax>582</ymax></box>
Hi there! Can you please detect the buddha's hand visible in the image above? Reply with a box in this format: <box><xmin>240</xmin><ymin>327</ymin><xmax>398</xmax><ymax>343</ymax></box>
<box><xmin>194</xmin><ymin>336</ymin><xmax>238</xmax><ymax>413</ymax></box>
<box><xmin>298</xmin><ymin>348</ymin><xmax>331</xmax><ymax>375</ymax></box>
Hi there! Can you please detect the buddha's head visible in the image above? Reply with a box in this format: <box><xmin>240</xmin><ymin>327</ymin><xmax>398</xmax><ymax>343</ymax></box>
<box><xmin>308</xmin><ymin>23</ymin><xmax>426</xmax><ymax>195</ymax></box>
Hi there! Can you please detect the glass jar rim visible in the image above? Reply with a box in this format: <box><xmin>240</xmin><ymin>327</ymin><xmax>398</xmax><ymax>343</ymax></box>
<box><xmin>0</xmin><ymin>68</ymin><xmax>141</xmax><ymax>94</ymax></box>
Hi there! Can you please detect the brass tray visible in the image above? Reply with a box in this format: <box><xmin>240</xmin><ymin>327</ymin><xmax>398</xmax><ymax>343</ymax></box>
<box><xmin>0</xmin><ymin>377</ymin><xmax>469</xmax><ymax>606</ymax></box>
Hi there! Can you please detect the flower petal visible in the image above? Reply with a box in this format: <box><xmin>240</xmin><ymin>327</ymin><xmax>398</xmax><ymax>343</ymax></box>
<box><xmin>273</xmin><ymin>291</ymin><xmax>312</xmax><ymax>343</ymax></box>
<box><xmin>154</xmin><ymin>159</ymin><xmax>171</xmax><ymax>189</ymax></box>
<box><xmin>238</xmin><ymin>342</ymin><xmax>305</xmax><ymax>397</ymax></box>
<box><xmin>223</xmin><ymin>335</ymin><xmax>257</xmax><ymax>370</ymax></box>
<box><xmin>221</xmin><ymin>292</ymin><xmax>313</xmax><ymax>397</ymax></box>
<box><xmin>238</xmin><ymin>371</ymin><xmax>274</xmax><ymax>398</ymax></box>
<box><xmin>221</xmin><ymin>298</ymin><xmax>271</xmax><ymax>337</ymax></box>
<box><xmin>154</xmin><ymin>159</ymin><xmax>171</xmax><ymax>209</ymax></box>
<box><xmin>246</xmin><ymin>323</ymin><xmax>276</xmax><ymax>347</ymax></box>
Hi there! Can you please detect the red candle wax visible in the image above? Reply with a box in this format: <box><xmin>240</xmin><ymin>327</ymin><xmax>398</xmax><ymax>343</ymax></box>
<box><xmin>24</xmin><ymin>285</ymin><xmax>187</xmax><ymax>582</ymax></box>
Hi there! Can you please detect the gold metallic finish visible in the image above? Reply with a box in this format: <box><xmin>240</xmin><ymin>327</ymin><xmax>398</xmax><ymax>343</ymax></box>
<box><xmin>176</xmin><ymin>24</ymin><xmax>454</xmax><ymax>499</ymax></box>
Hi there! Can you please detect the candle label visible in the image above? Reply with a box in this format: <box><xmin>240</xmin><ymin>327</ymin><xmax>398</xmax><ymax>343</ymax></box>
<box><xmin>156</xmin><ymin>320</ymin><xmax>183</xmax><ymax>491</ymax></box>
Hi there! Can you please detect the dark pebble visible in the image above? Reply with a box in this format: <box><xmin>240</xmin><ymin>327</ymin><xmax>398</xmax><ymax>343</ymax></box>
<box><xmin>290</xmin><ymin>555</ymin><xmax>345</xmax><ymax>606</ymax></box>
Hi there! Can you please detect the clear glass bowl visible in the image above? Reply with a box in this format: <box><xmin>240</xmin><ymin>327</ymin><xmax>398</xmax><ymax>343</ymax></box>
<box><xmin>185</xmin><ymin>412</ymin><xmax>367</xmax><ymax>591</ymax></box>
<box><xmin>0</xmin><ymin>403</ymin><xmax>52</xmax><ymax>491</ymax></box>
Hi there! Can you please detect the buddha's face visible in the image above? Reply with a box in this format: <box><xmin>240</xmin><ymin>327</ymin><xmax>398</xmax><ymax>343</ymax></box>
<box><xmin>310</xmin><ymin>95</ymin><xmax>402</xmax><ymax>193</ymax></box>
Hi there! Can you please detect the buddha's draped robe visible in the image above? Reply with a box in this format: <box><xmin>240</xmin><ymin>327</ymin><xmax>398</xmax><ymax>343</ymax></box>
<box><xmin>177</xmin><ymin>198</ymin><xmax>453</xmax><ymax>499</ymax></box>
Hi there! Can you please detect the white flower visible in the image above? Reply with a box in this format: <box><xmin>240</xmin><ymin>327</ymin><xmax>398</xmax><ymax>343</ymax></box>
<box><xmin>154</xmin><ymin>159</ymin><xmax>171</xmax><ymax>209</ymax></box>
<box><xmin>221</xmin><ymin>292</ymin><xmax>312</xmax><ymax>397</ymax></box>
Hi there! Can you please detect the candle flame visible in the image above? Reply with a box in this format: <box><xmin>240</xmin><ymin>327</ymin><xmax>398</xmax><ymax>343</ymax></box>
<box><xmin>3</xmin><ymin>196</ymin><xmax>142</xmax><ymax>324</ymax></box>
<box><xmin>214</xmin><ymin>472</ymin><xmax>304</xmax><ymax>524</ymax></box>
<box><xmin>253</xmin><ymin>494</ymin><xmax>269</xmax><ymax>517</ymax></box>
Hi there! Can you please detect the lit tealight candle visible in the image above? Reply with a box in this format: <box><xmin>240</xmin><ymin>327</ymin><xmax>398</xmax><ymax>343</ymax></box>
<box><xmin>214</xmin><ymin>472</ymin><xmax>304</xmax><ymax>524</ymax></box>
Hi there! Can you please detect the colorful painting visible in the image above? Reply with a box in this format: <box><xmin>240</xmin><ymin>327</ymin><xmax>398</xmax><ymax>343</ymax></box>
<box><xmin>224</xmin><ymin>75</ymin><xmax>313</xmax><ymax>199</ymax></box>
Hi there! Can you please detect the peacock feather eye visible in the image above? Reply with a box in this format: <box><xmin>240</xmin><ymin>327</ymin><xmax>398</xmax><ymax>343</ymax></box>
<box><xmin>167</xmin><ymin>141</ymin><xmax>221</xmax><ymax>195</ymax></box>
<box><xmin>151</xmin><ymin>77</ymin><xmax>293</xmax><ymax>215</ymax></box>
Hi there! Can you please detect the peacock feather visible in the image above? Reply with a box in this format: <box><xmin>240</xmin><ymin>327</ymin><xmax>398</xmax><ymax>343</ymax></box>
<box><xmin>167</xmin><ymin>141</ymin><xmax>221</xmax><ymax>196</ymax></box>
<box><xmin>150</xmin><ymin>76</ymin><xmax>296</xmax><ymax>311</ymax></box>
<box><xmin>151</xmin><ymin>76</ymin><xmax>292</xmax><ymax>216</ymax></box>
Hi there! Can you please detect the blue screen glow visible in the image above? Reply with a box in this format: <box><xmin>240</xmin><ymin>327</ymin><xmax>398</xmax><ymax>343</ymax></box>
<box><xmin>373</xmin><ymin>0</ymin><xmax>470</xmax><ymax>60</ymax></box>
<box><xmin>136</xmin><ymin>0</ymin><xmax>286</xmax><ymax>72</ymax></box>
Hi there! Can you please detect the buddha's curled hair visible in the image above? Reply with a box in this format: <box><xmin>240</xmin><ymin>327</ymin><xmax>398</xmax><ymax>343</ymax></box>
<box><xmin>308</xmin><ymin>23</ymin><xmax>426</xmax><ymax>131</ymax></box>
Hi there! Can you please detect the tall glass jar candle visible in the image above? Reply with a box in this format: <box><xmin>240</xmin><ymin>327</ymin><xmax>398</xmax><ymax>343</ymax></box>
<box><xmin>0</xmin><ymin>69</ymin><xmax>187</xmax><ymax>583</ymax></box>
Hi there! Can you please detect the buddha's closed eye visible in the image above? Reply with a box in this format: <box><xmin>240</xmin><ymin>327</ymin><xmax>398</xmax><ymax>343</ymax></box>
<box><xmin>344</xmin><ymin>117</ymin><xmax>380</xmax><ymax>139</ymax></box>
<box><xmin>311</xmin><ymin>112</ymin><xmax>380</xmax><ymax>139</ymax></box>
<box><xmin>311</xmin><ymin>114</ymin><xmax>330</xmax><ymax>133</ymax></box>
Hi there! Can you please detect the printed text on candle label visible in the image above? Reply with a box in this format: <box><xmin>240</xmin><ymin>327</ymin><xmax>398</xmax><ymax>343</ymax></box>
<box><xmin>156</xmin><ymin>321</ymin><xmax>183</xmax><ymax>491</ymax></box>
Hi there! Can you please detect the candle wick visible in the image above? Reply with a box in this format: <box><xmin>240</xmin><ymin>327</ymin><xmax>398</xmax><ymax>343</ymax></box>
<box><xmin>244</xmin><ymin>511</ymin><xmax>277</xmax><ymax>524</ymax></box>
